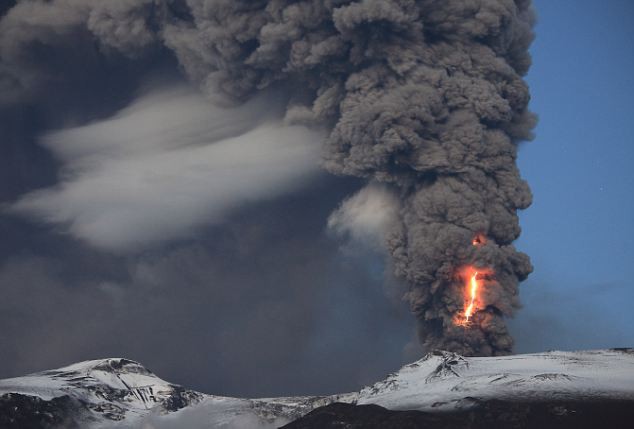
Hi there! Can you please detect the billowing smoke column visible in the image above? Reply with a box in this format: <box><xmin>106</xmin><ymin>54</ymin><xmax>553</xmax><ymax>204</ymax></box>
<box><xmin>0</xmin><ymin>0</ymin><xmax>535</xmax><ymax>355</ymax></box>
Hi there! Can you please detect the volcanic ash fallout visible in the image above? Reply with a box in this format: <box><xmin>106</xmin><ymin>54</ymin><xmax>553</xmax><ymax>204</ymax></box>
<box><xmin>1</xmin><ymin>0</ymin><xmax>536</xmax><ymax>356</ymax></box>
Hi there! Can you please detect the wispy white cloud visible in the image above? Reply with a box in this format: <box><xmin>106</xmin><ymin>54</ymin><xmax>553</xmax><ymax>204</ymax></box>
<box><xmin>327</xmin><ymin>183</ymin><xmax>400</xmax><ymax>251</ymax></box>
<box><xmin>10</xmin><ymin>85</ymin><xmax>325</xmax><ymax>251</ymax></box>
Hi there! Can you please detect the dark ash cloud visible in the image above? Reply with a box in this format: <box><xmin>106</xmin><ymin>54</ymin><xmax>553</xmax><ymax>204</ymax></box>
<box><xmin>0</xmin><ymin>0</ymin><xmax>537</xmax><ymax>396</ymax></box>
<box><xmin>158</xmin><ymin>0</ymin><xmax>537</xmax><ymax>355</ymax></box>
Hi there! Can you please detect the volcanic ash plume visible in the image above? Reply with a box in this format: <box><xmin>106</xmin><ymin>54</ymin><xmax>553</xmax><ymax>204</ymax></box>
<box><xmin>0</xmin><ymin>0</ymin><xmax>536</xmax><ymax>355</ymax></box>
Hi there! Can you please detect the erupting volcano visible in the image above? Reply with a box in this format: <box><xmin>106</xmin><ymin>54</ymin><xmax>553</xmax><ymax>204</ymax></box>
<box><xmin>138</xmin><ymin>0</ymin><xmax>537</xmax><ymax>358</ymax></box>
<box><xmin>0</xmin><ymin>0</ymin><xmax>536</xmax><ymax>358</ymax></box>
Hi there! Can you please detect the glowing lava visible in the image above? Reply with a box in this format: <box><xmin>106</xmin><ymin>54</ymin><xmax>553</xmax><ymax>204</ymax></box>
<box><xmin>464</xmin><ymin>270</ymin><xmax>480</xmax><ymax>323</ymax></box>
<box><xmin>455</xmin><ymin>267</ymin><xmax>487</xmax><ymax>327</ymax></box>
<box><xmin>472</xmin><ymin>233</ymin><xmax>486</xmax><ymax>246</ymax></box>
<box><xmin>455</xmin><ymin>234</ymin><xmax>492</xmax><ymax>326</ymax></box>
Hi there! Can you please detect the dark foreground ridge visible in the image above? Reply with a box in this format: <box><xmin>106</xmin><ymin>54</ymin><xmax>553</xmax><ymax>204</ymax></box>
<box><xmin>0</xmin><ymin>393</ymin><xmax>83</xmax><ymax>429</ymax></box>
<box><xmin>281</xmin><ymin>400</ymin><xmax>634</xmax><ymax>429</ymax></box>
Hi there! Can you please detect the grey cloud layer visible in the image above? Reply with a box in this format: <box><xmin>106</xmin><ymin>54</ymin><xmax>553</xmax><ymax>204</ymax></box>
<box><xmin>1</xmin><ymin>0</ymin><xmax>536</xmax><ymax>356</ymax></box>
<box><xmin>0</xmin><ymin>180</ymin><xmax>414</xmax><ymax>396</ymax></box>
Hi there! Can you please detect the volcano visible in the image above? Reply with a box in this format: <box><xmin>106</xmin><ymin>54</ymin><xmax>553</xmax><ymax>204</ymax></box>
<box><xmin>1</xmin><ymin>349</ymin><xmax>633</xmax><ymax>428</ymax></box>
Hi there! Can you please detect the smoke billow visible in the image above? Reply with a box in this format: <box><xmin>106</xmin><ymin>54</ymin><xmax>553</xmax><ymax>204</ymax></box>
<box><xmin>1</xmin><ymin>0</ymin><xmax>535</xmax><ymax>356</ymax></box>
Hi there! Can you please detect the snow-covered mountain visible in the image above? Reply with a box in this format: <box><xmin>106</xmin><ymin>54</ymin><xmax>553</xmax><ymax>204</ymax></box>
<box><xmin>356</xmin><ymin>348</ymin><xmax>634</xmax><ymax>411</ymax></box>
<box><xmin>1</xmin><ymin>349</ymin><xmax>633</xmax><ymax>428</ymax></box>
<box><xmin>0</xmin><ymin>358</ymin><xmax>339</xmax><ymax>428</ymax></box>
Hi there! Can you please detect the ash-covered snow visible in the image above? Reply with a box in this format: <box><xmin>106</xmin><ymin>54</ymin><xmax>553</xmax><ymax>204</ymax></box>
<box><xmin>1</xmin><ymin>349</ymin><xmax>633</xmax><ymax>428</ymax></box>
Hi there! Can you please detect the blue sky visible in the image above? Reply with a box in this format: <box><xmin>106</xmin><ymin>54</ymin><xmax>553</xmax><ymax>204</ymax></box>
<box><xmin>511</xmin><ymin>0</ymin><xmax>634</xmax><ymax>351</ymax></box>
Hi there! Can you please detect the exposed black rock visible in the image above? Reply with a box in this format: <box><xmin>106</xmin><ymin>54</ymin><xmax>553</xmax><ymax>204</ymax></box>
<box><xmin>162</xmin><ymin>385</ymin><xmax>204</xmax><ymax>412</ymax></box>
<box><xmin>281</xmin><ymin>400</ymin><xmax>634</xmax><ymax>429</ymax></box>
<box><xmin>0</xmin><ymin>393</ymin><xmax>85</xmax><ymax>429</ymax></box>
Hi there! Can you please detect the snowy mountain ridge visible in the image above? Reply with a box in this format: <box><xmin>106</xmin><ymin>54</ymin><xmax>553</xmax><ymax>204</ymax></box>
<box><xmin>0</xmin><ymin>358</ymin><xmax>204</xmax><ymax>425</ymax></box>
<box><xmin>1</xmin><ymin>349</ymin><xmax>633</xmax><ymax>428</ymax></box>
<box><xmin>356</xmin><ymin>349</ymin><xmax>634</xmax><ymax>411</ymax></box>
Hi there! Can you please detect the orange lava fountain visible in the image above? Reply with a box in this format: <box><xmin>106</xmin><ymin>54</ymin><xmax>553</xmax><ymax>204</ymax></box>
<box><xmin>455</xmin><ymin>235</ymin><xmax>492</xmax><ymax>327</ymax></box>
<box><xmin>455</xmin><ymin>266</ymin><xmax>488</xmax><ymax>327</ymax></box>
<box><xmin>464</xmin><ymin>270</ymin><xmax>479</xmax><ymax>323</ymax></box>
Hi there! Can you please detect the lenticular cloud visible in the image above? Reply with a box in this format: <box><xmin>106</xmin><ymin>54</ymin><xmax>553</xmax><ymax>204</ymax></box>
<box><xmin>11</xmin><ymin>85</ymin><xmax>325</xmax><ymax>250</ymax></box>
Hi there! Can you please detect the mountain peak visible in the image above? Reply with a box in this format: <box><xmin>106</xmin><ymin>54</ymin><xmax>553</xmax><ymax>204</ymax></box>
<box><xmin>0</xmin><ymin>356</ymin><xmax>204</xmax><ymax>426</ymax></box>
<box><xmin>2</xmin><ymin>349</ymin><xmax>634</xmax><ymax>428</ymax></box>
<box><xmin>45</xmin><ymin>357</ymin><xmax>155</xmax><ymax>379</ymax></box>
